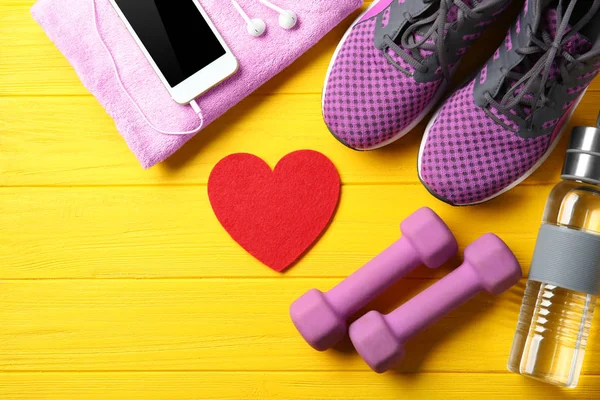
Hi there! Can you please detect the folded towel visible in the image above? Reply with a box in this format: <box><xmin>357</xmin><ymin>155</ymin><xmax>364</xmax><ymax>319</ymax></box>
<box><xmin>32</xmin><ymin>0</ymin><xmax>363</xmax><ymax>168</ymax></box>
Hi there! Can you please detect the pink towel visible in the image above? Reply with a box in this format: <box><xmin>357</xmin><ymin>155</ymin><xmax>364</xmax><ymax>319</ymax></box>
<box><xmin>31</xmin><ymin>0</ymin><xmax>363</xmax><ymax>168</ymax></box>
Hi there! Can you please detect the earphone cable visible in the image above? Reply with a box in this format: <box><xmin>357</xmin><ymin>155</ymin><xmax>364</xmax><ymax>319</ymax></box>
<box><xmin>91</xmin><ymin>0</ymin><xmax>203</xmax><ymax>136</ymax></box>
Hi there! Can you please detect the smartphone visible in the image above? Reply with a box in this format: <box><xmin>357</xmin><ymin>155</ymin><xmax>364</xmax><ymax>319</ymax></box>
<box><xmin>109</xmin><ymin>0</ymin><xmax>238</xmax><ymax>104</ymax></box>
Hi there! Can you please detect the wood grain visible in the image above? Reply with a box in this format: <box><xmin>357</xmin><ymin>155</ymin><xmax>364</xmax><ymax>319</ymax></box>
<box><xmin>2</xmin><ymin>0</ymin><xmax>600</xmax><ymax>398</ymax></box>
<box><xmin>3</xmin><ymin>4</ymin><xmax>348</xmax><ymax>96</ymax></box>
<box><xmin>1</xmin><ymin>279</ymin><xmax>599</xmax><ymax>373</ymax></box>
<box><xmin>2</xmin><ymin>94</ymin><xmax>600</xmax><ymax>186</ymax></box>
<box><xmin>2</xmin><ymin>2</ymin><xmax>599</xmax><ymax>98</ymax></box>
<box><xmin>1</xmin><ymin>185</ymin><xmax>550</xmax><ymax>279</ymax></box>
<box><xmin>2</xmin><ymin>372</ymin><xmax>599</xmax><ymax>400</ymax></box>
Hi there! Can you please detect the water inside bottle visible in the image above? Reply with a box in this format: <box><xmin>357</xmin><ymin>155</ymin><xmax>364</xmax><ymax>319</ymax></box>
<box><xmin>509</xmin><ymin>281</ymin><xmax>596</xmax><ymax>387</ymax></box>
<box><xmin>508</xmin><ymin>181</ymin><xmax>600</xmax><ymax>387</ymax></box>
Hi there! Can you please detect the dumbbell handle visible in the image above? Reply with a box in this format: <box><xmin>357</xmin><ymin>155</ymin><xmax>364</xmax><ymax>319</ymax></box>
<box><xmin>385</xmin><ymin>262</ymin><xmax>481</xmax><ymax>342</ymax></box>
<box><xmin>327</xmin><ymin>239</ymin><xmax>420</xmax><ymax>317</ymax></box>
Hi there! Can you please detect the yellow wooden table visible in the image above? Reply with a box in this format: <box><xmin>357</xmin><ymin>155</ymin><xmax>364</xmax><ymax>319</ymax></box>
<box><xmin>2</xmin><ymin>1</ymin><xmax>600</xmax><ymax>399</ymax></box>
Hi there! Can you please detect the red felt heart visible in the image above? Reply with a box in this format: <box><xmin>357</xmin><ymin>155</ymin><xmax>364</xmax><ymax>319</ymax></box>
<box><xmin>208</xmin><ymin>150</ymin><xmax>340</xmax><ymax>272</ymax></box>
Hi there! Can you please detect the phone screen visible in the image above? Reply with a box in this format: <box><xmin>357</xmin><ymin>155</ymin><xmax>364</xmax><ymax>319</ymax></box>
<box><xmin>114</xmin><ymin>0</ymin><xmax>226</xmax><ymax>87</ymax></box>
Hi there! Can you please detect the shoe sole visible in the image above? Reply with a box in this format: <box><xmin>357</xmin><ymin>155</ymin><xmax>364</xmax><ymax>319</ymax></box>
<box><xmin>321</xmin><ymin>0</ymin><xmax>451</xmax><ymax>151</ymax></box>
<box><xmin>417</xmin><ymin>90</ymin><xmax>587</xmax><ymax>206</ymax></box>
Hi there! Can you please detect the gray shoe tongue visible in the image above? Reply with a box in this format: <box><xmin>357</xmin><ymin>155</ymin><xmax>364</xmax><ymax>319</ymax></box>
<box><xmin>411</xmin><ymin>0</ymin><xmax>480</xmax><ymax>57</ymax></box>
<box><xmin>590</xmin><ymin>38</ymin><xmax>600</xmax><ymax>58</ymax></box>
<box><xmin>414</xmin><ymin>0</ymin><xmax>480</xmax><ymax>36</ymax></box>
<box><xmin>581</xmin><ymin>8</ymin><xmax>600</xmax><ymax>56</ymax></box>
<box><xmin>501</xmin><ymin>6</ymin><xmax>593</xmax><ymax>111</ymax></box>
<box><xmin>541</xmin><ymin>8</ymin><xmax>592</xmax><ymax>54</ymax></box>
<box><xmin>541</xmin><ymin>0</ymin><xmax>556</xmax><ymax>9</ymax></box>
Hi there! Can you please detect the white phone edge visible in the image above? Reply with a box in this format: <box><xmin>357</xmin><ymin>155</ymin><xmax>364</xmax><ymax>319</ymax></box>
<box><xmin>108</xmin><ymin>0</ymin><xmax>239</xmax><ymax>105</ymax></box>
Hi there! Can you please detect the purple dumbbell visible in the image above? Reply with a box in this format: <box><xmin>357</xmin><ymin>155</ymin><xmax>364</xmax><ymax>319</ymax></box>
<box><xmin>289</xmin><ymin>207</ymin><xmax>458</xmax><ymax>351</ymax></box>
<box><xmin>349</xmin><ymin>233</ymin><xmax>522</xmax><ymax>373</ymax></box>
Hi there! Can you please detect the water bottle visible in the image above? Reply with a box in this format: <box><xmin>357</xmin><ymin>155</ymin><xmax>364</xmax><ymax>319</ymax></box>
<box><xmin>507</xmin><ymin>112</ymin><xmax>600</xmax><ymax>388</ymax></box>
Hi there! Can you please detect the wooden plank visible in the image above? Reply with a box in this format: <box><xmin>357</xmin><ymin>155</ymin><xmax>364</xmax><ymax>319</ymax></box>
<box><xmin>3</xmin><ymin>93</ymin><xmax>600</xmax><ymax>186</ymax></box>
<box><xmin>2</xmin><ymin>3</ymin><xmax>599</xmax><ymax>98</ymax></box>
<box><xmin>1</xmin><ymin>372</ymin><xmax>599</xmax><ymax>399</ymax></box>
<box><xmin>0</xmin><ymin>4</ymin><xmax>361</xmax><ymax>97</ymax></box>
<box><xmin>0</xmin><ymin>185</ymin><xmax>550</xmax><ymax>279</ymax></box>
<box><xmin>1</xmin><ymin>279</ymin><xmax>599</xmax><ymax>373</ymax></box>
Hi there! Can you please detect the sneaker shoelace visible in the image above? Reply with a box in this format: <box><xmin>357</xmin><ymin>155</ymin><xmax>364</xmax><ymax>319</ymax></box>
<box><xmin>484</xmin><ymin>0</ymin><xmax>600</xmax><ymax>130</ymax></box>
<box><xmin>383</xmin><ymin>0</ymin><xmax>481</xmax><ymax>80</ymax></box>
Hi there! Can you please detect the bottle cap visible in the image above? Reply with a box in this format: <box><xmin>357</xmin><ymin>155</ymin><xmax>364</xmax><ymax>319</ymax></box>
<box><xmin>561</xmin><ymin>111</ymin><xmax>600</xmax><ymax>185</ymax></box>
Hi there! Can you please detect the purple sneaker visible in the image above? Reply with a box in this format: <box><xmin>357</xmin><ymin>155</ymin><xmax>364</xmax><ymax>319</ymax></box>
<box><xmin>322</xmin><ymin>0</ymin><xmax>511</xmax><ymax>150</ymax></box>
<box><xmin>419</xmin><ymin>0</ymin><xmax>600</xmax><ymax>205</ymax></box>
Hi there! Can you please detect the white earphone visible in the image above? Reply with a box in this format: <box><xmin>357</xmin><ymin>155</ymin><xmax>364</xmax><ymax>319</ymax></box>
<box><xmin>231</xmin><ymin>0</ymin><xmax>266</xmax><ymax>37</ymax></box>
<box><xmin>259</xmin><ymin>0</ymin><xmax>298</xmax><ymax>30</ymax></box>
